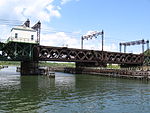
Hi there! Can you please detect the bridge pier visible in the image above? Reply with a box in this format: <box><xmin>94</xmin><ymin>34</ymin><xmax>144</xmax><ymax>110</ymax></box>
<box><xmin>21</xmin><ymin>61</ymin><xmax>39</xmax><ymax>75</ymax></box>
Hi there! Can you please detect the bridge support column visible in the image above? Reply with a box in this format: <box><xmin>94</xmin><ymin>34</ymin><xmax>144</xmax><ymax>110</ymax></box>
<box><xmin>21</xmin><ymin>61</ymin><xmax>39</xmax><ymax>75</ymax></box>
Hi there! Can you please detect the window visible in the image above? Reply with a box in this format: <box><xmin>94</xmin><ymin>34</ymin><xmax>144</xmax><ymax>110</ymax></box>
<box><xmin>31</xmin><ymin>35</ymin><xmax>34</xmax><ymax>40</ymax></box>
<box><xmin>15</xmin><ymin>33</ymin><xmax>18</xmax><ymax>38</ymax></box>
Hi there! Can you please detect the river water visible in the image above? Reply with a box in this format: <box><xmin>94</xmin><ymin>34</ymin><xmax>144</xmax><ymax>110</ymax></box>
<box><xmin>0</xmin><ymin>66</ymin><xmax>150</xmax><ymax>113</ymax></box>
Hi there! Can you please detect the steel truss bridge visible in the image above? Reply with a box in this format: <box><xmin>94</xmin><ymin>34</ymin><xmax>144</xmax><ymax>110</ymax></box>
<box><xmin>0</xmin><ymin>41</ymin><xmax>150</xmax><ymax>67</ymax></box>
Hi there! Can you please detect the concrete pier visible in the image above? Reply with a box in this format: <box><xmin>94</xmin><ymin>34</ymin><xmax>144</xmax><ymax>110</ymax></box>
<box><xmin>21</xmin><ymin>61</ymin><xmax>39</xmax><ymax>75</ymax></box>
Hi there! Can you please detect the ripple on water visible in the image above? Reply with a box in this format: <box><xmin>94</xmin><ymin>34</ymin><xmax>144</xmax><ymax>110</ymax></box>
<box><xmin>1</xmin><ymin>69</ymin><xmax>150</xmax><ymax>113</ymax></box>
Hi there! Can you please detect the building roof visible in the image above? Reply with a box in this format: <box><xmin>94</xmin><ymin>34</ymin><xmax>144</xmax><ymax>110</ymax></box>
<box><xmin>11</xmin><ymin>25</ymin><xmax>36</xmax><ymax>32</ymax></box>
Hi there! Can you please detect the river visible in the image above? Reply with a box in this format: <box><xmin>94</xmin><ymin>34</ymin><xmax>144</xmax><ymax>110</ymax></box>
<box><xmin>0</xmin><ymin>66</ymin><xmax>150</xmax><ymax>113</ymax></box>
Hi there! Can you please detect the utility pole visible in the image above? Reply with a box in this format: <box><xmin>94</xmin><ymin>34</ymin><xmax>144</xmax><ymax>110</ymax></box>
<box><xmin>119</xmin><ymin>43</ymin><xmax>122</xmax><ymax>52</ymax></box>
<box><xmin>124</xmin><ymin>45</ymin><xmax>126</xmax><ymax>53</ymax></box>
<box><xmin>147</xmin><ymin>40</ymin><xmax>149</xmax><ymax>55</ymax></box>
<box><xmin>81</xmin><ymin>36</ymin><xmax>84</xmax><ymax>49</ymax></box>
<box><xmin>147</xmin><ymin>40</ymin><xmax>149</xmax><ymax>50</ymax></box>
<box><xmin>81</xmin><ymin>30</ymin><xmax>104</xmax><ymax>51</ymax></box>
<box><xmin>101</xmin><ymin>30</ymin><xmax>104</xmax><ymax>51</ymax></box>
<box><xmin>142</xmin><ymin>39</ymin><xmax>144</xmax><ymax>53</ymax></box>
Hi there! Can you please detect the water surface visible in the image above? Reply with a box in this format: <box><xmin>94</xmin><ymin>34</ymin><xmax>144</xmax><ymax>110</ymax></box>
<box><xmin>0</xmin><ymin>66</ymin><xmax>150</xmax><ymax>113</ymax></box>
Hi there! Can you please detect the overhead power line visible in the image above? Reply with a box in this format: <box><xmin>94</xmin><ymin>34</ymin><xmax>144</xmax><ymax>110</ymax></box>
<box><xmin>0</xmin><ymin>18</ymin><xmax>24</xmax><ymax>22</ymax></box>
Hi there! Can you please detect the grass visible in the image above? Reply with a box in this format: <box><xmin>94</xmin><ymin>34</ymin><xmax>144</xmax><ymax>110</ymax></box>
<box><xmin>0</xmin><ymin>61</ymin><xmax>75</xmax><ymax>67</ymax></box>
<box><xmin>144</xmin><ymin>49</ymin><xmax>150</xmax><ymax>56</ymax></box>
<box><xmin>0</xmin><ymin>61</ymin><xmax>120</xmax><ymax>69</ymax></box>
<box><xmin>107</xmin><ymin>64</ymin><xmax>120</xmax><ymax>69</ymax></box>
<box><xmin>39</xmin><ymin>62</ymin><xmax>75</xmax><ymax>67</ymax></box>
<box><xmin>0</xmin><ymin>61</ymin><xmax>20</xmax><ymax>66</ymax></box>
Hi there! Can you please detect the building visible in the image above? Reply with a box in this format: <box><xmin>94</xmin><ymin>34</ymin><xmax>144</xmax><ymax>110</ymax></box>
<box><xmin>7</xmin><ymin>25</ymin><xmax>38</xmax><ymax>44</ymax></box>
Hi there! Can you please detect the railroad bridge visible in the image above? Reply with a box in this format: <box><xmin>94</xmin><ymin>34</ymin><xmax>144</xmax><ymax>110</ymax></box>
<box><xmin>0</xmin><ymin>19</ymin><xmax>150</xmax><ymax>75</ymax></box>
<box><xmin>0</xmin><ymin>41</ymin><xmax>149</xmax><ymax>75</ymax></box>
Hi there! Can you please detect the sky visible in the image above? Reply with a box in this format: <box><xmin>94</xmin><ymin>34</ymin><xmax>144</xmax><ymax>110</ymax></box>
<box><xmin>0</xmin><ymin>0</ymin><xmax>150</xmax><ymax>53</ymax></box>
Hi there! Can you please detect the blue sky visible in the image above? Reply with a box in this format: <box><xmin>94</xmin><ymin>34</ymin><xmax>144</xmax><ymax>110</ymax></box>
<box><xmin>0</xmin><ymin>0</ymin><xmax>150</xmax><ymax>53</ymax></box>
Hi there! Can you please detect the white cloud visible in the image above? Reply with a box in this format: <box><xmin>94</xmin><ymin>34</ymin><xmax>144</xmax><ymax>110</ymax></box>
<box><xmin>46</xmin><ymin>5</ymin><xmax>61</xmax><ymax>19</ymax></box>
<box><xmin>0</xmin><ymin>25</ymin><xmax>11</xmax><ymax>42</ymax></box>
<box><xmin>61</xmin><ymin>0</ymin><xmax>80</xmax><ymax>5</ymax></box>
<box><xmin>40</xmin><ymin>32</ymin><xmax>80</xmax><ymax>48</ymax></box>
<box><xmin>104</xmin><ymin>43</ymin><xmax>117</xmax><ymax>51</ymax></box>
<box><xmin>0</xmin><ymin>0</ymin><xmax>117</xmax><ymax>52</ymax></box>
<box><xmin>83</xmin><ymin>40</ymin><xmax>117</xmax><ymax>51</ymax></box>
<box><xmin>81</xmin><ymin>30</ymin><xmax>118</xmax><ymax>51</ymax></box>
<box><xmin>0</xmin><ymin>0</ymin><xmax>61</xmax><ymax>22</ymax></box>
<box><xmin>40</xmin><ymin>31</ymin><xmax>117</xmax><ymax>52</ymax></box>
<box><xmin>0</xmin><ymin>0</ymin><xmax>62</xmax><ymax>40</ymax></box>
<box><xmin>61</xmin><ymin>0</ymin><xmax>72</xmax><ymax>5</ymax></box>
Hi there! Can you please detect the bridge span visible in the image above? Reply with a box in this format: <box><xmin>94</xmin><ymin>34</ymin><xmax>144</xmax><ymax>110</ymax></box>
<box><xmin>34</xmin><ymin>45</ymin><xmax>144</xmax><ymax>67</ymax></box>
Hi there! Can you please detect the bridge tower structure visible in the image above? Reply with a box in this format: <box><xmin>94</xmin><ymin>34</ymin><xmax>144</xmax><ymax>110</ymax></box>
<box><xmin>0</xmin><ymin>19</ymin><xmax>41</xmax><ymax>75</ymax></box>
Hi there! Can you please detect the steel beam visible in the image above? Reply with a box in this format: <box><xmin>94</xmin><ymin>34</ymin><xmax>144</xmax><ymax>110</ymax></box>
<box><xmin>34</xmin><ymin>45</ymin><xmax>144</xmax><ymax>66</ymax></box>
<box><xmin>120</xmin><ymin>39</ymin><xmax>149</xmax><ymax>53</ymax></box>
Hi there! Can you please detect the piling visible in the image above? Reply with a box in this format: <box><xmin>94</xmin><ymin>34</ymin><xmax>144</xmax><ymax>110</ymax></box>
<box><xmin>20</xmin><ymin>61</ymin><xmax>39</xmax><ymax>75</ymax></box>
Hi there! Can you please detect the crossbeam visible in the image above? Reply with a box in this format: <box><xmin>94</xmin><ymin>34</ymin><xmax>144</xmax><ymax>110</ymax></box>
<box><xmin>120</xmin><ymin>39</ymin><xmax>149</xmax><ymax>53</ymax></box>
<box><xmin>81</xmin><ymin>30</ymin><xmax>104</xmax><ymax>51</ymax></box>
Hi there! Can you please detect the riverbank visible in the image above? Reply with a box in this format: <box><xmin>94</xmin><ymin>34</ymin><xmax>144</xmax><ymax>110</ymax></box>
<box><xmin>63</xmin><ymin>67</ymin><xmax>150</xmax><ymax>80</ymax></box>
<box><xmin>0</xmin><ymin>61</ymin><xmax>20</xmax><ymax>66</ymax></box>
<box><xmin>40</xmin><ymin>65</ymin><xmax>150</xmax><ymax>80</ymax></box>
<box><xmin>0</xmin><ymin>61</ymin><xmax>75</xmax><ymax>67</ymax></box>
<box><xmin>2</xmin><ymin>61</ymin><xmax>149</xmax><ymax>80</ymax></box>
<box><xmin>39</xmin><ymin>62</ymin><xmax>75</xmax><ymax>68</ymax></box>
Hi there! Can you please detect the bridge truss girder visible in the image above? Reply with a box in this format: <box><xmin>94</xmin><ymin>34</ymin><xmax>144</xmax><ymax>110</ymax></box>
<box><xmin>1</xmin><ymin>42</ymin><xmax>37</xmax><ymax>61</ymax></box>
<box><xmin>34</xmin><ymin>46</ymin><xmax>144</xmax><ymax>66</ymax></box>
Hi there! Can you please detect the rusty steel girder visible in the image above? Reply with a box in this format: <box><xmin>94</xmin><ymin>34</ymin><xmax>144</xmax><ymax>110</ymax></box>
<box><xmin>33</xmin><ymin>45</ymin><xmax>144</xmax><ymax>65</ymax></box>
<box><xmin>34</xmin><ymin>46</ymin><xmax>103</xmax><ymax>62</ymax></box>
<box><xmin>103</xmin><ymin>52</ymin><xmax>143</xmax><ymax>65</ymax></box>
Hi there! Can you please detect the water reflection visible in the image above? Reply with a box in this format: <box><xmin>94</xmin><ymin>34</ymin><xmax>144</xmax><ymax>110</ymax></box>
<box><xmin>0</xmin><ymin>66</ymin><xmax>20</xmax><ymax>89</ymax></box>
<box><xmin>0</xmin><ymin>66</ymin><xmax>150</xmax><ymax>113</ymax></box>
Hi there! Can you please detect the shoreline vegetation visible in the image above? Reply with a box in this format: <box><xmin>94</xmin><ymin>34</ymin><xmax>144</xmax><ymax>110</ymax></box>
<box><xmin>0</xmin><ymin>61</ymin><xmax>120</xmax><ymax>69</ymax></box>
<box><xmin>0</xmin><ymin>61</ymin><xmax>76</xmax><ymax>67</ymax></box>
<box><xmin>0</xmin><ymin>61</ymin><xmax>20</xmax><ymax>66</ymax></box>
<box><xmin>39</xmin><ymin>62</ymin><xmax>75</xmax><ymax>68</ymax></box>
<box><xmin>144</xmin><ymin>49</ymin><xmax>150</xmax><ymax>56</ymax></box>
